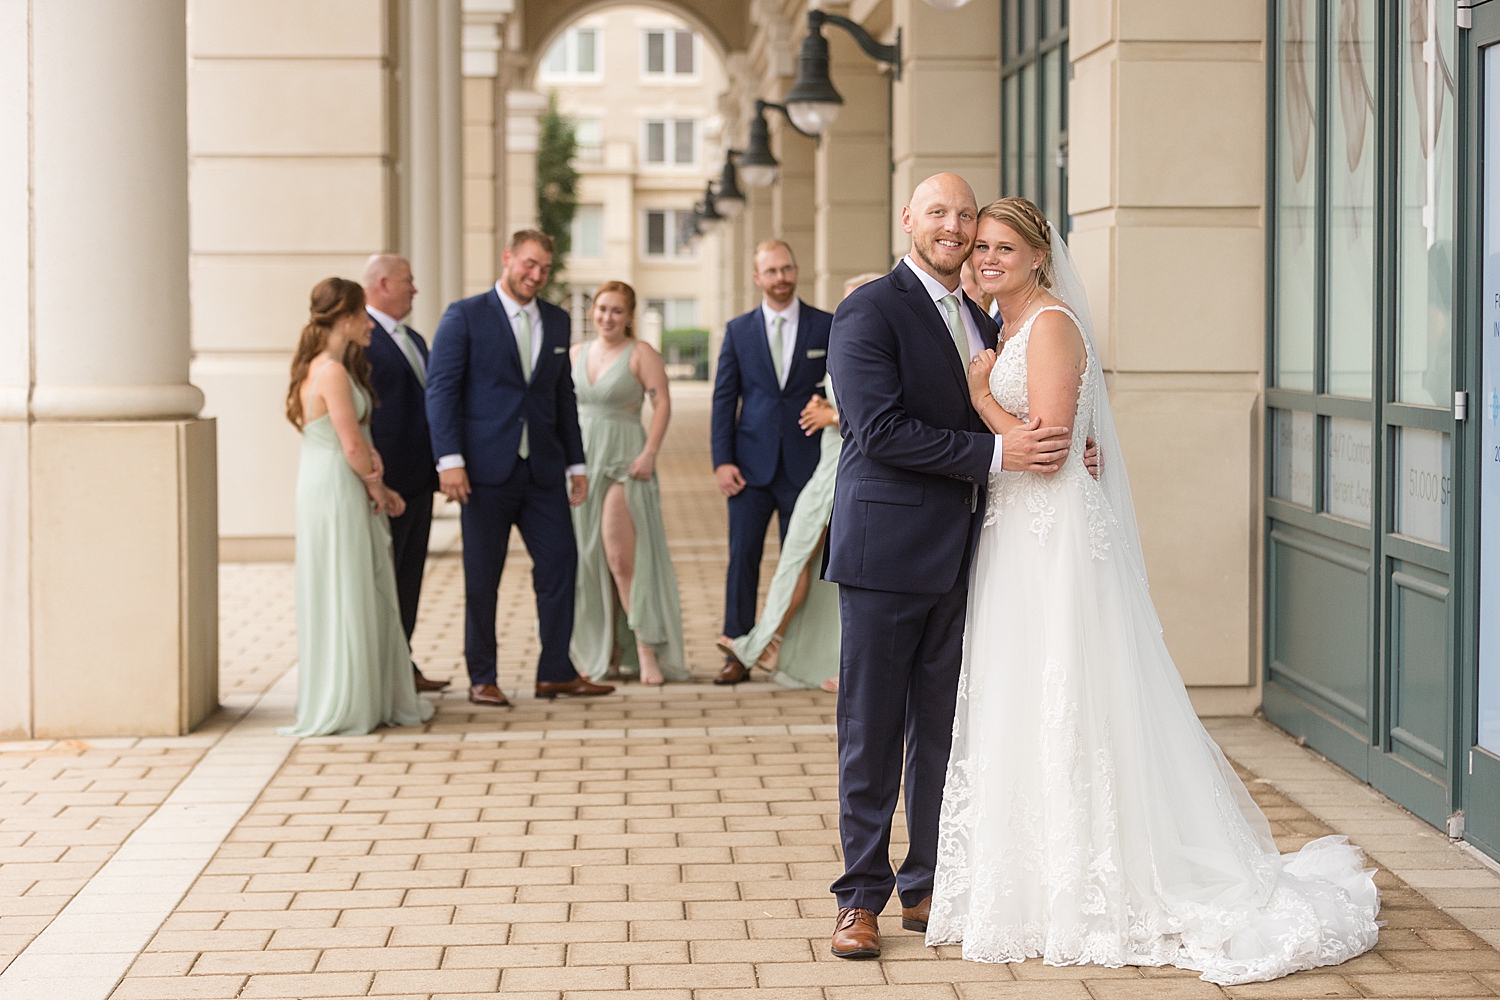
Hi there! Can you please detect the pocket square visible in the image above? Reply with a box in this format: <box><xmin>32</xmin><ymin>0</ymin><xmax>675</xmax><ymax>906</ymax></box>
<box><xmin>806</xmin><ymin>349</ymin><xmax>827</xmax><ymax>358</ymax></box>
<box><xmin>553</xmin><ymin>346</ymin><xmax>568</xmax><ymax>354</ymax></box>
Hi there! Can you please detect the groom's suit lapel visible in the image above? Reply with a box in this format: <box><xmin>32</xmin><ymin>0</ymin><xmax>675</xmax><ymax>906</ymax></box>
<box><xmin>485</xmin><ymin>289</ymin><xmax>530</xmax><ymax>385</ymax></box>
<box><xmin>892</xmin><ymin>262</ymin><xmax>969</xmax><ymax>398</ymax></box>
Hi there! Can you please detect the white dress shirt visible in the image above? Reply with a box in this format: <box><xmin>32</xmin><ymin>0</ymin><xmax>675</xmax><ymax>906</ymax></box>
<box><xmin>760</xmin><ymin>298</ymin><xmax>801</xmax><ymax>388</ymax></box>
<box><xmin>901</xmin><ymin>256</ymin><xmax>1005</xmax><ymax>475</ymax></box>
<box><xmin>436</xmin><ymin>282</ymin><xmax>586</xmax><ymax>479</ymax></box>
<box><xmin>367</xmin><ymin>306</ymin><xmax>426</xmax><ymax>381</ymax></box>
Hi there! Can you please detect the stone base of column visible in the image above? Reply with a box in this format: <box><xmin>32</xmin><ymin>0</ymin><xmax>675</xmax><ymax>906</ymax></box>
<box><xmin>17</xmin><ymin>419</ymin><xmax>219</xmax><ymax>738</ymax></box>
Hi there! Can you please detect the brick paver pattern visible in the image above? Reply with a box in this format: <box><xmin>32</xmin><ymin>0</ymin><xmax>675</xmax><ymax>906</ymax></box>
<box><xmin>3</xmin><ymin>385</ymin><xmax>1498</xmax><ymax>999</ymax></box>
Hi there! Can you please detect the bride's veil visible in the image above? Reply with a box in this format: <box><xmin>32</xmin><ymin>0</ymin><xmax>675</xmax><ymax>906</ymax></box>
<box><xmin>1046</xmin><ymin>226</ymin><xmax>1151</xmax><ymax>593</ymax></box>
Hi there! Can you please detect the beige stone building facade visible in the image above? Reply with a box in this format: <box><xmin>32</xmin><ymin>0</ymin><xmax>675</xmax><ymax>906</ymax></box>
<box><xmin>5</xmin><ymin>0</ymin><xmax>1495</xmax><ymax>864</ymax></box>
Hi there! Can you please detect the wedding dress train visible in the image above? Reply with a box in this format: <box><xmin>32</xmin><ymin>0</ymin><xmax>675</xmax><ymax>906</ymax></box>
<box><xmin>926</xmin><ymin>289</ymin><xmax>1380</xmax><ymax>984</ymax></box>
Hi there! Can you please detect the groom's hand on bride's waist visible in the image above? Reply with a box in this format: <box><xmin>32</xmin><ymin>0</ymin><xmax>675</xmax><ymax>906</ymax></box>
<box><xmin>1000</xmin><ymin>417</ymin><xmax>1071</xmax><ymax>474</ymax></box>
<box><xmin>1084</xmin><ymin>438</ymin><xmax>1101</xmax><ymax>480</ymax></box>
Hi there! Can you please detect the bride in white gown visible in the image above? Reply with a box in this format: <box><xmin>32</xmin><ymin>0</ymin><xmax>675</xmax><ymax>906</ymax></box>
<box><xmin>926</xmin><ymin>198</ymin><xmax>1381</xmax><ymax>985</ymax></box>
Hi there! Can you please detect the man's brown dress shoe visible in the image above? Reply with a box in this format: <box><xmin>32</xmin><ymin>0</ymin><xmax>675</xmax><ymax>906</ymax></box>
<box><xmin>714</xmin><ymin>658</ymin><xmax>750</xmax><ymax>685</ymax></box>
<box><xmin>830</xmin><ymin>907</ymin><xmax>881</xmax><ymax>959</ymax></box>
<box><xmin>901</xmin><ymin>894</ymin><xmax>931</xmax><ymax>932</ymax></box>
<box><xmin>468</xmin><ymin>683</ymin><xmax>511</xmax><ymax>707</ymax></box>
<box><xmin>413</xmin><ymin>667</ymin><xmax>450</xmax><ymax>692</ymax></box>
<box><xmin>535</xmin><ymin>674</ymin><xmax>615</xmax><ymax>699</ymax></box>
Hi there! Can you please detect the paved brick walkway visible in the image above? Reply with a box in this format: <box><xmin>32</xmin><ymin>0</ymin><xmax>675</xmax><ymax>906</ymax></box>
<box><xmin>3</xmin><ymin>384</ymin><xmax>1500</xmax><ymax>1000</ymax></box>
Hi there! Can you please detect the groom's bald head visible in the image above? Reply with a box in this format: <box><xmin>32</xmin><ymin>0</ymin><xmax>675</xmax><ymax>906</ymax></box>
<box><xmin>903</xmin><ymin>173</ymin><xmax>978</xmax><ymax>280</ymax></box>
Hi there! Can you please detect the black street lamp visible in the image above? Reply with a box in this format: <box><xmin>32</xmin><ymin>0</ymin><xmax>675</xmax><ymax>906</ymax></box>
<box><xmin>737</xmin><ymin>99</ymin><xmax>817</xmax><ymax>188</ymax></box>
<box><xmin>713</xmin><ymin>152</ymin><xmax>746</xmax><ymax>218</ymax></box>
<box><xmin>782</xmin><ymin>9</ymin><xmax>901</xmax><ymax>136</ymax></box>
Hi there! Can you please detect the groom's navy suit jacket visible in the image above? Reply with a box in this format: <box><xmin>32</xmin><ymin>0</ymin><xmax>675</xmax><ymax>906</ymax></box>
<box><xmin>825</xmin><ymin>262</ymin><xmax>999</xmax><ymax>595</ymax></box>
<box><xmin>424</xmin><ymin>289</ymin><xmax>585</xmax><ymax>487</ymax></box>
<box><xmin>710</xmin><ymin>301</ymin><xmax>832</xmax><ymax>489</ymax></box>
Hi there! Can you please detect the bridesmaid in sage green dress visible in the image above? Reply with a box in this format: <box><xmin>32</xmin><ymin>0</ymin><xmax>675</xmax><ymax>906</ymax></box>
<box><xmin>569</xmin><ymin>281</ymin><xmax>687</xmax><ymax>685</ymax></box>
<box><xmin>281</xmin><ymin>277</ymin><xmax>435</xmax><ymax>737</ymax></box>
<box><xmin>720</xmin><ymin>272</ymin><xmax>885</xmax><ymax>692</ymax></box>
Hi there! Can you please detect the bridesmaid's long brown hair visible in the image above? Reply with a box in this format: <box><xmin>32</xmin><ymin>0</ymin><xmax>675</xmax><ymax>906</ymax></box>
<box><xmin>286</xmin><ymin>277</ymin><xmax>376</xmax><ymax>429</ymax></box>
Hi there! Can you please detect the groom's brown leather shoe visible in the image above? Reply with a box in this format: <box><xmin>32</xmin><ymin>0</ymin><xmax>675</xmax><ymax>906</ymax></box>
<box><xmin>901</xmin><ymin>894</ymin><xmax>931</xmax><ymax>932</ymax></box>
<box><xmin>468</xmin><ymin>683</ymin><xmax>511</xmax><ymax>707</ymax></box>
<box><xmin>714</xmin><ymin>658</ymin><xmax>750</xmax><ymax>685</ymax></box>
<box><xmin>535</xmin><ymin>675</ymin><xmax>615</xmax><ymax>698</ymax></box>
<box><xmin>830</xmin><ymin>907</ymin><xmax>880</xmax><ymax>959</ymax></box>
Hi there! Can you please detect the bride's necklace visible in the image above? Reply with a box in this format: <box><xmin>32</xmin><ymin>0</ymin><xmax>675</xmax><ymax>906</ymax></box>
<box><xmin>1000</xmin><ymin>285</ymin><xmax>1038</xmax><ymax>345</ymax></box>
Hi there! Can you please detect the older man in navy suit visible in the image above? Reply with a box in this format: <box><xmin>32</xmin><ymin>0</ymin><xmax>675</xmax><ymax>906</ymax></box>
<box><xmin>363</xmin><ymin>254</ymin><xmax>447</xmax><ymax>693</ymax></box>
<box><xmin>425</xmin><ymin>230</ymin><xmax>613</xmax><ymax>707</ymax></box>
<box><xmin>823</xmin><ymin>174</ymin><xmax>1077</xmax><ymax>959</ymax></box>
<box><xmin>710</xmin><ymin>239</ymin><xmax>833</xmax><ymax>684</ymax></box>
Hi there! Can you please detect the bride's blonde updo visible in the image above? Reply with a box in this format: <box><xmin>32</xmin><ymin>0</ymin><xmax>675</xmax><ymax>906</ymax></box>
<box><xmin>978</xmin><ymin>197</ymin><xmax>1054</xmax><ymax>290</ymax></box>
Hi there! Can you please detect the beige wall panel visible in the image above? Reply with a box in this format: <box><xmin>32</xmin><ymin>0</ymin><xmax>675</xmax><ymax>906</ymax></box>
<box><xmin>182</xmin><ymin>419</ymin><xmax>221</xmax><ymax>731</ymax></box>
<box><xmin>463</xmin><ymin>76</ymin><xmax>494</xmax><ymax>123</ymax></box>
<box><xmin>893</xmin><ymin>158</ymin><xmax>999</xmax><ymax>206</ymax></box>
<box><xmin>0</xmin><ymin>423</ymin><xmax>28</xmax><ymax>738</ymax></box>
<box><xmin>464</xmin><ymin>123</ymin><xmax>495</xmax><ymax>175</ymax></box>
<box><xmin>189</xmin><ymin>61</ymin><xmax>385</xmax><ymax>156</ymax></box>
<box><xmin>816</xmin><ymin>136</ymin><xmax>890</xmax><ymax>206</ymax></box>
<box><xmin>31</xmin><ymin>421</ymin><xmax>218</xmax><ymax>736</ymax></box>
<box><xmin>0</xmin><ymin>0</ymin><xmax>26</xmax><ymax>404</ymax></box>
<box><xmin>193</xmin><ymin>357</ymin><xmax>301</xmax><ymax>539</ymax></box>
<box><xmin>893</xmin><ymin>68</ymin><xmax>1000</xmax><ymax>164</ymax></box>
<box><xmin>1114</xmin><ymin>225</ymin><xmax>1263</xmax><ymax>372</ymax></box>
<box><xmin>1067</xmin><ymin>61</ymin><xmax>1113</xmax><ymax>214</ymax></box>
<box><xmin>190</xmin><ymin>0</ymin><xmax>385</xmax><ymax>58</ymax></box>
<box><xmin>191</xmin><ymin>160</ymin><xmax>387</xmax><ymax>254</ymax></box>
<box><xmin>465</xmin><ymin>232</ymin><xmax>496</xmax><ymax>291</ymax></box>
<box><xmin>464</xmin><ymin>176</ymin><xmax>495</xmax><ymax>225</ymax></box>
<box><xmin>1118</xmin><ymin>0</ymin><xmax>1264</xmax><ymax>42</ymax></box>
<box><xmin>902</xmin><ymin>0</ymin><xmax>1001</xmax><ymax>58</ymax></box>
<box><xmin>191</xmin><ymin>255</ymin><xmax>370</xmax><ymax>353</ymax></box>
<box><xmin>1070</xmin><ymin>0</ymin><xmax>1115</xmax><ymax>58</ymax></box>
<box><xmin>1116</xmin><ymin>61</ymin><xmax>1264</xmax><ymax>208</ymax></box>
<box><xmin>1113</xmin><ymin>389</ymin><xmax>1257</xmax><ymax>686</ymax></box>
<box><xmin>1067</xmin><ymin>225</ymin><xmax>1114</xmax><ymax>367</ymax></box>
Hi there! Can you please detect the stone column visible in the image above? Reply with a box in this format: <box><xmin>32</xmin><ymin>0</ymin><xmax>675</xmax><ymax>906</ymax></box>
<box><xmin>1068</xmin><ymin>0</ymin><xmax>1265</xmax><ymax>713</ymax></box>
<box><xmin>813</xmin><ymin>10</ymin><xmax>892</xmax><ymax>311</ymax></box>
<box><xmin>504</xmin><ymin>90</ymin><xmax>548</xmax><ymax>239</ymax></box>
<box><xmin>889</xmin><ymin>0</ymin><xmax>1000</xmax><ymax>254</ymax></box>
<box><xmin>0</xmin><ymin>0</ymin><xmax>218</xmax><ymax>737</ymax></box>
<box><xmin>438</xmin><ymin>0</ymin><xmax>465</xmax><ymax>309</ymax></box>
<box><xmin>408</xmin><ymin>0</ymin><xmax>444</xmax><ymax>335</ymax></box>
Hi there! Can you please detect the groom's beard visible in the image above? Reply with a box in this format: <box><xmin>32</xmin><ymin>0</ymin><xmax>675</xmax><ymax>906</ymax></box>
<box><xmin>912</xmin><ymin>237</ymin><xmax>968</xmax><ymax>279</ymax></box>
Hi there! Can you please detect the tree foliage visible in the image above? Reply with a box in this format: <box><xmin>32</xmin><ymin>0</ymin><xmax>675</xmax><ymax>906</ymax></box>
<box><xmin>536</xmin><ymin>91</ymin><xmax>579</xmax><ymax>303</ymax></box>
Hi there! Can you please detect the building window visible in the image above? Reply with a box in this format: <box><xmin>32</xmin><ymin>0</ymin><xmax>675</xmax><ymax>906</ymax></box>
<box><xmin>1000</xmin><ymin>0</ymin><xmax>1068</xmax><ymax>227</ymax></box>
<box><xmin>643</xmin><ymin>210</ymin><xmax>694</xmax><ymax>258</ymax></box>
<box><xmin>645</xmin><ymin>298</ymin><xmax>698</xmax><ymax>331</ymax></box>
<box><xmin>572</xmin><ymin>204</ymin><xmax>604</xmax><ymax>258</ymax></box>
<box><xmin>573</xmin><ymin>117</ymin><xmax>603</xmax><ymax>163</ymax></box>
<box><xmin>643</xmin><ymin>29</ymin><xmax>696</xmax><ymax>77</ymax></box>
<box><xmin>643</xmin><ymin>119</ymin><xmax>697</xmax><ymax>166</ymax></box>
<box><xmin>540</xmin><ymin>27</ymin><xmax>602</xmax><ymax>81</ymax></box>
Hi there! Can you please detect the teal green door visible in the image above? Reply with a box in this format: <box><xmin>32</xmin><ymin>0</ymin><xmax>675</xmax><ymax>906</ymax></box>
<box><xmin>1265</xmin><ymin>0</ymin><xmax>1462</xmax><ymax>831</ymax></box>
<box><xmin>1464</xmin><ymin>3</ymin><xmax>1500</xmax><ymax>860</ymax></box>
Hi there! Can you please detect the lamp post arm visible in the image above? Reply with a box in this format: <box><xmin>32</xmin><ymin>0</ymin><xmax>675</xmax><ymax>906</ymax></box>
<box><xmin>812</xmin><ymin>10</ymin><xmax>902</xmax><ymax>79</ymax></box>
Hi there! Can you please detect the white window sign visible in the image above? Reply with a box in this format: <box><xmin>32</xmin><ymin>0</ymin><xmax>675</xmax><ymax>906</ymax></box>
<box><xmin>1325</xmin><ymin>417</ymin><xmax>1372</xmax><ymax>524</ymax></box>
<box><xmin>1396</xmin><ymin>428</ymin><xmax>1451</xmax><ymax>547</ymax></box>
<box><xmin>1273</xmin><ymin>408</ymin><xmax>1315</xmax><ymax>508</ymax></box>
<box><xmin>1479</xmin><ymin>44</ymin><xmax>1500</xmax><ymax>754</ymax></box>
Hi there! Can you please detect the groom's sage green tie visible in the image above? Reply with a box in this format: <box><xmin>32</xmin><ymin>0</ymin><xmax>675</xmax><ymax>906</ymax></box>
<box><xmin>515</xmin><ymin>308</ymin><xmax>532</xmax><ymax>460</ymax></box>
<box><xmin>393</xmin><ymin>323</ymin><xmax>426</xmax><ymax>387</ymax></box>
<box><xmin>770</xmin><ymin>314</ymin><xmax>786</xmax><ymax>385</ymax></box>
<box><xmin>939</xmin><ymin>294</ymin><xmax>969</xmax><ymax>368</ymax></box>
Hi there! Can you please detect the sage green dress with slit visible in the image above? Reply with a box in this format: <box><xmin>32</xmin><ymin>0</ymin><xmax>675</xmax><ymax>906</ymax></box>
<box><xmin>569</xmin><ymin>341</ymin><xmax>688</xmax><ymax>681</ymax></box>
<box><xmin>729</xmin><ymin>382</ymin><xmax>841</xmax><ymax>689</ymax></box>
<box><xmin>281</xmin><ymin>367</ymin><xmax>435</xmax><ymax>737</ymax></box>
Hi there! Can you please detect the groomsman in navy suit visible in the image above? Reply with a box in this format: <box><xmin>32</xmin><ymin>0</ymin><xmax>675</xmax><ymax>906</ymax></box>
<box><xmin>710</xmin><ymin>239</ymin><xmax>833</xmax><ymax>684</ymax></box>
<box><xmin>425</xmin><ymin>230</ymin><xmax>613</xmax><ymax>706</ymax></box>
<box><xmin>362</xmin><ymin>254</ymin><xmax>447</xmax><ymax>693</ymax></box>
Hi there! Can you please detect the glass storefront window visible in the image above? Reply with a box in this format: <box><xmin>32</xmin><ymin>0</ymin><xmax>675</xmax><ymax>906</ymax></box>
<box><xmin>1001</xmin><ymin>1</ymin><xmax>1068</xmax><ymax>226</ymax></box>
<box><xmin>1326</xmin><ymin>417</ymin><xmax>1373</xmax><ymax>524</ymax></box>
<box><xmin>1042</xmin><ymin>49</ymin><xmax>1062</xmax><ymax>225</ymax></box>
<box><xmin>1479</xmin><ymin>43</ymin><xmax>1500</xmax><ymax>754</ymax></box>
<box><xmin>1396</xmin><ymin>428</ymin><xmax>1451</xmax><ymax>546</ymax></box>
<box><xmin>1396</xmin><ymin>0</ymin><xmax>1455</xmax><ymax>407</ymax></box>
<box><xmin>1326</xmin><ymin>0</ymin><xmax>1377</xmax><ymax>398</ymax></box>
<box><xmin>1276</xmin><ymin>0</ymin><xmax>1318</xmax><ymax>391</ymax></box>
<box><xmin>1273</xmin><ymin>408</ymin><xmax>1316</xmax><ymax>507</ymax></box>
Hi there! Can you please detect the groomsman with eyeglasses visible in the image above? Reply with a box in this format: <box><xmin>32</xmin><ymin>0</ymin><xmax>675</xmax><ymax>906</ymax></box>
<box><xmin>363</xmin><ymin>254</ymin><xmax>449</xmax><ymax>693</ymax></box>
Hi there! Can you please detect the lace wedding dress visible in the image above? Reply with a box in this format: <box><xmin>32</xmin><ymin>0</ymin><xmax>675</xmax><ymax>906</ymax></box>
<box><xmin>927</xmin><ymin>256</ymin><xmax>1381</xmax><ymax>984</ymax></box>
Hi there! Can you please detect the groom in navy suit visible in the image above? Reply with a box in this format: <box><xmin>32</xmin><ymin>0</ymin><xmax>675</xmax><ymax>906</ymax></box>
<box><xmin>823</xmin><ymin>175</ymin><xmax>1073</xmax><ymax>959</ymax></box>
<box><xmin>362</xmin><ymin>254</ymin><xmax>448</xmax><ymax>693</ymax></box>
<box><xmin>425</xmin><ymin>230</ymin><xmax>613</xmax><ymax>707</ymax></box>
<box><xmin>710</xmin><ymin>239</ymin><xmax>833</xmax><ymax>684</ymax></box>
